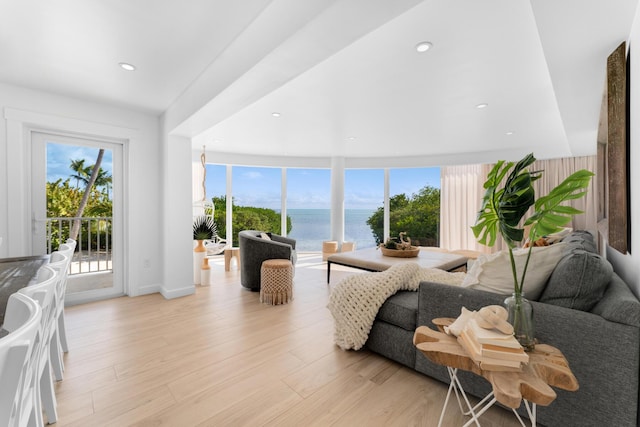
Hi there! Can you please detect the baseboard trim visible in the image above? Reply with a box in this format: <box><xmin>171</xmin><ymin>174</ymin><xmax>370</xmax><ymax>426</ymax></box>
<box><xmin>160</xmin><ymin>284</ymin><xmax>195</xmax><ymax>300</ymax></box>
<box><xmin>135</xmin><ymin>284</ymin><xmax>161</xmax><ymax>297</ymax></box>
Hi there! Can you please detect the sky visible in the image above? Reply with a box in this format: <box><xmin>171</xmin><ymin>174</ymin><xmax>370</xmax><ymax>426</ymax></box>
<box><xmin>47</xmin><ymin>143</ymin><xmax>113</xmax><ymax>184</ymax></box>
<box><xmin>205</xmin><ymin>164</ymin><xmax>440</xmax><ymax>210</ymax></box>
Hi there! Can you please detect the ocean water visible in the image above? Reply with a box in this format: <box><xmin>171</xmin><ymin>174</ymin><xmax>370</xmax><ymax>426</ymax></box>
<box><xmin>286</xmin><ymin>209</ymin><xmax>377</xmax><ymax>252</ymax></box>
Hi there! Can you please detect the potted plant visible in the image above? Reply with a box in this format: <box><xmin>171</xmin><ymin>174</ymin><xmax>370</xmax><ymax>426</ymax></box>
<box><xmin>471</xmin><ymin>153</ymin><xmax>593</xmax><ymax>350</ymax></box>
<box><xmin>193</xmin><ymin>215</ymin><xmax>218</xmax><ymax>285</ymax></box>
<box><xmin>193</xmin><ymin>215</ymin><xmax>217</xmax><ymax>238</ymax></box>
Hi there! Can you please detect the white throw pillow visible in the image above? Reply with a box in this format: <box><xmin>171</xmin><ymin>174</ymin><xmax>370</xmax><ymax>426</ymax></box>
<box><xmin>461</xmin><ymin>242</ymin><xmax>567</xmax><ymax>300</ymax></box>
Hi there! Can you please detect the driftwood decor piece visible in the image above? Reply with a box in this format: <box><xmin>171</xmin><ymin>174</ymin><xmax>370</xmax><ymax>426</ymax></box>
<box><xmin>414</xmin><ymin>320</ymin><xmax>579</xmax><ymax>409</ymax></box>
<box><xmin>599</xmin><ymin>41</ymin><xmax>630</xmax><ymax>254</ymax></box>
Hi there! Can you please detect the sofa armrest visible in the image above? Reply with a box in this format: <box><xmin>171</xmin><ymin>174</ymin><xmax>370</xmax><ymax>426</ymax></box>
<box><xmin>240</xmin><ymin>236</ymin><xmax>293</xmax><ymax>261</ymax></box>
<box><xmin>416</xmin><ymin>281</ymin><xmax>507</xmax><ymax>329</ymax></box>
<box><xmin>270</xmin><ymin>234</ymin><xmax>296</xmax><ymax>250</ymax></box>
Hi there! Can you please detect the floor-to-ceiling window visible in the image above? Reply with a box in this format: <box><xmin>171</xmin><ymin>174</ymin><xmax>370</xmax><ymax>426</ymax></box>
<box><xmin>344</xmin><ymin>169</ymin><xmax>382</xmax><ymax>249</ymax></box>
<box><xmin>286</xmin><ymin>168</ymin><xmax>331</xmax><ymax>251</ymax></box>
<box><xmin>229</xmin><ymin>166</ymin><xmax>282</xmax><ymax>246</ymax></box>
<box><xmin>205</xmin><ymin>163</ymin><xmax>227</xmax><ymax>240</ymax></box>
<box><xmin>201</xmin><ymin>162</ymin><xmax>442</xmax><ymax>251</ymax></box>
<box><xmin>389</xmin><ymin>167</ymin><xmax>441</xmax><ymax>246</ymax></box>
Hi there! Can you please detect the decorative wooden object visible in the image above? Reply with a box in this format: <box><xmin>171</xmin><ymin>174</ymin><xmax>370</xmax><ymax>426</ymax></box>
<box><xmin>380</xmin><ymin>247</ymin><xmax>419</xmax><ymax>258</ymax></box>
<box><xmin>414</xmin><ymin>319</ymin><xmax>579</xmax><ymax>409</ymax></box>
<box><xmin>603</xmin><ymin>41</ymin><xmax>629</xmax><ymax>253</ymax></box>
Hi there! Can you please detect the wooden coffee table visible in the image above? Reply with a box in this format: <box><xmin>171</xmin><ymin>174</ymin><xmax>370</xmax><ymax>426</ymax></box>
<box><xmin>413</xmin><ymin>319</ymin><xmax>579</xmax><ymax>427</ymax></box>
<box><xmin>326</xmin><ymin>248</ymin><xmax>467</xmax><ymax>282</ymax></box>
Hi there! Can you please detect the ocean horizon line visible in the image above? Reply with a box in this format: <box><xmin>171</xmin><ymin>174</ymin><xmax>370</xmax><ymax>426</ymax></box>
<box><xmin>277</xmin><ymin>207</ymin><xmax>378</xmax><ymax>212</ymax></box>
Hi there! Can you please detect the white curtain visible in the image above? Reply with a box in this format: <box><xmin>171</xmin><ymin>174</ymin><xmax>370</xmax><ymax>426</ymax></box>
<box><xmin>440</xmin><ymin>163</ymin><xmax>493</xmax><ymax>253</ymax></box>
<box><xmin>440</xmin><ymin>156</ymin><xmax>598</xmax><ymax>252</ymax></box>
<box><xmin>529</xmin><ymin>156</ymin><xmax>598</xmax><ymax>234</ymax></box>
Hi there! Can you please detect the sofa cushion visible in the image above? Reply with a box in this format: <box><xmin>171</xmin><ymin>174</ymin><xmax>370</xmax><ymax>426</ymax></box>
<box><xmin>560</xmin><ymin>230</ymin><xmax>598</xmax><ymax>253</ymax></box>
<box><xmin>538</xmin><ymin>248</ymin><xmax>613</xmax><ymax>311</ymax></box>
<box><xmin>376</xmin><ymin>291</ymin><xmax>418</xmax><ymax>331</ymax></box>
<box><xmin>461</xmin><ymin>243</ymin><xmax>567</xmax><ymax>300</ymax></box>
<box><xmin>591</xmin><ymin>273</ymin><xmax>640</xmax><ymax>327</ymax></box>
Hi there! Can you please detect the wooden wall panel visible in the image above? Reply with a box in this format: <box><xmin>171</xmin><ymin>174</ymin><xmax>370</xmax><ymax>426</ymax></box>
<box><xmin>606</xmin><ymin>41</ymin><xmax>629</xmax><ymax>253</ymax></box>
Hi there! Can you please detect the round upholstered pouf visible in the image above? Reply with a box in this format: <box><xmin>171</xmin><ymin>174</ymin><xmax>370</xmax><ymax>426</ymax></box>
<box><xmin>260</xmin><ymin>259</ymin><xmax>293</xmax><ymax>305</ymax></box>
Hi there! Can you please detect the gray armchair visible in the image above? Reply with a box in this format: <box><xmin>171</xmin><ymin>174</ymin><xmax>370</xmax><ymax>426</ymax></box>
<box><xmin>238</xmin><ymin>230</ymin><xmax>296</xmax><ymax>291</ymax></box>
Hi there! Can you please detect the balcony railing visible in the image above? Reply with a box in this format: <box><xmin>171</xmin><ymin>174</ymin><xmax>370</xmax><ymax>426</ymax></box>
<box><xmin>46</xmin><ymin>216</ymin><xmax>113</xmax><ymax>275</ymax></box>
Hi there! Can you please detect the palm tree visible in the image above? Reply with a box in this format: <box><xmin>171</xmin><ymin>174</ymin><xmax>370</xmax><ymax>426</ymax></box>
<box><xmin>70</xmin><ymin>149</ymin><xmax>106</xmax><ymax>240</ymax></box>
<box><xmin>69</xmin><ymin>159</ymin><xmax>89</xmax><ymax>188</ymax></box>
<box><xmin>93</xmin><ymin>167</ymin><xmax>112</xmax><ymax>191</ymax></box>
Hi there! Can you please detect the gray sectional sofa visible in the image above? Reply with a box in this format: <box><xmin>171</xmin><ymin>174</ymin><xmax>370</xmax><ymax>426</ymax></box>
<box><xmin>365</xmin><ymin>231</ymin><xmax>640</xmax><ymax>427</ymax></box>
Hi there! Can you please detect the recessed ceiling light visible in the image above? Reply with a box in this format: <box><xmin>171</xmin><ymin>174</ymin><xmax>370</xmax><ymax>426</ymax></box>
<box><xmin>475</xmin><ymin>103</ymin><xmax>489</xmax><ymax>109</ymax></box>
<box><xmin>347</xmin><ymin>136</ymin><xmax>356</xmax><ymax>141</ymax></box>
<box><xmin>505</xmin><ymin>131</ymin><xmax>514</xmax><ymax>135</ymax></box>
<box><xmin>118</xmin><ymin>62</ymin><xmax>136</xmax><ymax>71</ymax></box>
<box><xmin>272</xmin><ymin>112</ymin><xmax>281</xmax><ymax>117</ymax></box>
<box><xmin>415</xmin><ymin>41</ymin><xmax>433</xmax><ymax>53</ymax></box>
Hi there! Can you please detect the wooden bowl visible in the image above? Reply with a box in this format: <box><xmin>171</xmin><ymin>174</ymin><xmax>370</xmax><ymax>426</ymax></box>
<box><xmin>380</xmin><ymin>246</ymin><xmax>420</xmax><ymax>258</ymax></box>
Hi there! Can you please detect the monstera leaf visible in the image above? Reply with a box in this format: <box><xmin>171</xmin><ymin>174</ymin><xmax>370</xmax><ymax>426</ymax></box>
<box><xmin>471</xmin><ymin>153</ymin><xmax>593</xmax><ymax>295</ymax></box>
<box><xmin>525</xmin><ymin>169</ymin><xmax>594</xmax><ymax>240</ymax></box>
<box><xmin>471</xmin><ymin>153</ymin><xmax>541</xmax><ymax>248</ymax></box>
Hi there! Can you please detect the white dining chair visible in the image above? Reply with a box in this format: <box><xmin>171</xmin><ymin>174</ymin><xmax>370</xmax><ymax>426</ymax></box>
<box><xmin>64</xmin><ymin>239</ymin><xmax>77</xmax><ymax>250</ymax></box>
<box><xmin>54</xmin><ymin>242</ymin><xmax>75</xmax><ymax>354</ymax></box>
<box><xmin>19</xmin><ymin>266</ymin><xmax>60</xmax><ymax>425</ymax></box>
<box><xmin>46</xmin><ymin>252</ymin><xmax>69</xmax><ymax>381</ymax></box>
<box><xmin>0</xmin><ymin>292</ymin><xmax>43</xmax><ymax>427</ymax></box>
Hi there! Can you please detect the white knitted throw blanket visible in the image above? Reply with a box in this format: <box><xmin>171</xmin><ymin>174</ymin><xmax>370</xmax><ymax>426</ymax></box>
<box><xmin>327</xmin><ymin>263</ymin><xmax>466</xmax><ymax>350</ymax></box>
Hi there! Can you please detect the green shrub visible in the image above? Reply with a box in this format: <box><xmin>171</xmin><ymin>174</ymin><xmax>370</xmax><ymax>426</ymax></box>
<box><xmin>211</xmin><ymin>196</ymin><xmax>292</xmax><ymax>246</ymax></box>
<box><xmin>367</xmin><ymin>185</ymin><xmax>440</xmax><ymax>246</ymax></box>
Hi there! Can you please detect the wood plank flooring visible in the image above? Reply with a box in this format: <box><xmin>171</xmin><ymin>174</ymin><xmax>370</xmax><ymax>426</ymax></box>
<box><xmin>53</xmin><ymin>252</ymin><xmax>522</xmax><ymax>426</ymax></box>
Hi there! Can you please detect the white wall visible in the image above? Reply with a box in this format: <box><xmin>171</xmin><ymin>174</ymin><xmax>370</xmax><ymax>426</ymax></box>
<box><xmin>605</xmin><ymin>8</ymin><xmax>640</xmax><ymax>299</ymax></box>
<box><xmin>160</xmin><ymin>131</ymin><xmax>195</xmax><ymax>299</ymax></box>
<box><xmin>0</xmin><ymin>83</ymin><xmax>163</xmax><ymax>297</ymax></box>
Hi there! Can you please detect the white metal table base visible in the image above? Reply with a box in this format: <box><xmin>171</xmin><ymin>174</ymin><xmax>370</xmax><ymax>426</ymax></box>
<box><xmin>438</xmin><ymin>367</ymin><xmax>537</xmax><ymax>427</ymax></box>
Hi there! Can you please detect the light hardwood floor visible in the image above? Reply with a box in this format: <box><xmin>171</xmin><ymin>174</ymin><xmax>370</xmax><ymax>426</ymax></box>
<box><xmin>54</xmin><ymin>253</ymin><xmax>522</xmax><ymax>427</ymax></box>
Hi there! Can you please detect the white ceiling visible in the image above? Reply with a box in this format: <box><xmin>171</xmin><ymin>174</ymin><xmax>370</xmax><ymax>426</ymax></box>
<box><xmin>1</xmin><ymin>0</ymin><xmax>637</xmax><ymax>165</ymax></box>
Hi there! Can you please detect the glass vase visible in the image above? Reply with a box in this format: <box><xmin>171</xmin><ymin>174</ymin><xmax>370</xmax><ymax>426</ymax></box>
<box><xmin>504</xmin><ymin>292</ymin><xmax>535</xmax><ymax>351</ymax></box>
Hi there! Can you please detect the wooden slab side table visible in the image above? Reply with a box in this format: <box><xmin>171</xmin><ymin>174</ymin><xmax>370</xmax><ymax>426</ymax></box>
<box><xmin>413</xmin><ymin>318</ymin><xmax>579</xmax><ymax>427</ymax></box>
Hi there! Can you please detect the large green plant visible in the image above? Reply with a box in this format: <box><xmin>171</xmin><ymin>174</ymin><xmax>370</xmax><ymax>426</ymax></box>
<box><xmin>471</xmin><ymin>153</ymin><xmax>593</xmax><ymax>296</ymax></box>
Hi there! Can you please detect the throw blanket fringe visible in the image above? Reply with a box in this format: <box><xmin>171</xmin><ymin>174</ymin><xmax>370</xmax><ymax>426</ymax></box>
<box><xmin>327</xmin><ymin>263</ymin><xmax>465</xmax><ymax>350</ymax></box>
